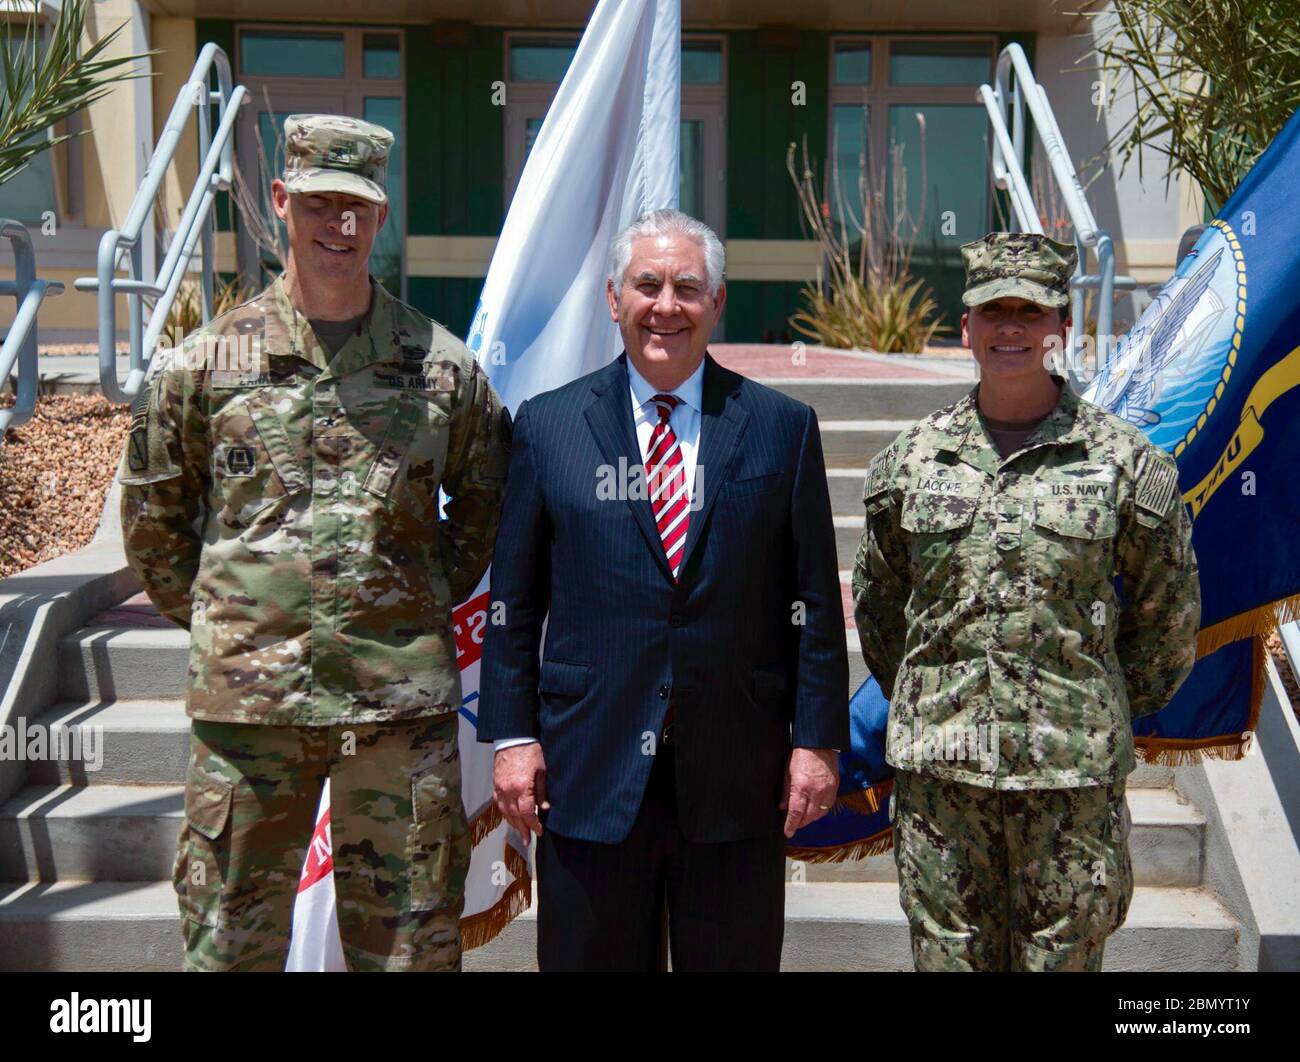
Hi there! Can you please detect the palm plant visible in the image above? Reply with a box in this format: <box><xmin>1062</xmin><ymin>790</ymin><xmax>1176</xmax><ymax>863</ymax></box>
<box><xmin>0</xmin><ymin>0</ymin><xmax>149</xmax><ymax>189</ymax></box>
<box><xmin>1085</xmin><ymin>0</ymin><xmax>1300</xmax><ymax>212</ymax></box>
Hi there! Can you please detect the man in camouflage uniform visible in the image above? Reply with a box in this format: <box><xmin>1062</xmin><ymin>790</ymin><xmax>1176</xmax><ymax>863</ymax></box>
<box><xmin>118</xmin><ymin>115</ymin><xmax>512</xmax><ymax>971</ymax></box>
<box><xmin>852</xmin><ymin>232</ymin><xmax>1200</xmax><ymax>971</ymax></box>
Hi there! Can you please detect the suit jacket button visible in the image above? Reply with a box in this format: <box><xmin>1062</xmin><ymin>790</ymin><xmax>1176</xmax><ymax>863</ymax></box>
<box><xmin>670</xmin><ymin>613</ymin><xmax>684</xmax><ymax>627</ymax></box>
<box><xmin>659</xmin><ymin>685</ymin><xmax>670</xmax><ymax>699</ymax></box>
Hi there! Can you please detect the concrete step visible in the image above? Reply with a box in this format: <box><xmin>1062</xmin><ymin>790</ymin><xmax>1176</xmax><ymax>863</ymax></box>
<box><xmin>0</xmin><ymin>878</ymin><xmax>1236</xmax><ymax>973</ymax></box>
<box><xmin>58</xmin><ymin>625</ymin><xmax>189</xmax><ymax>701</ymax></box>
<box><xmin>0</xmin><ymin>784</ymin><xmax>182</xmax><ymax>882</ymax></box>
<box><xmin>788</xmin><ymin>786</ymin><xmax>1204</xmax><ymax>888</ymax></box>
<box><xmin>820</xmin><ymin>420</ymin><xmax>913</xmax><ymax>469</ymax></box>
<box><xmin>848</xmin><ymin>631</ymin><xmax>870</xmax><ymax>691</ymax></box>
<box><xmin>0</xmin><ymin>880</ymin><xmax>181</xmax><ymax>971</ymax></box>
<box><xmin>835</xmin><ymin>515</ymin><xmax>863</xmax><ymax>568</ymax></box>
<box><xmin>827</xmin><ymin>468</ymin><xmax>867</xmax><ymax>515</ymax></box>
<box><xmin>23</xmin><ymin>700</ymin><xmax>189</xmax><ymax>786</ymax></box>
<box><xmin>465</xmin><ymin>881</ymin><xmax>1238</xmax><ymax>971</ymax></box>
<box><xmin>760</xmin><ymin>379</ymin><xmax>970</xmax><ymax>423</ymax></box>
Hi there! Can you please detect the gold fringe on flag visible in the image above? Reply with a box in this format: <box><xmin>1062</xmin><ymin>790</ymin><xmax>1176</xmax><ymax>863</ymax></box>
<box><xmin>460</xmin><ymin>842</ymin><xmax>532</xmax><ymax>952</ymax></box>
<box><xmin>786</xmin><ymin>826</ymin><xmax>894</xmax><ymax>863</ymax></box>
<box><xmin>469</xmin><ymin>800</ymin><xmax>503</xmax><ymax>846</ymax></box>
<box><xmin>1195</xmin><ymin>592</ymin><xmax>1300</xmax><ymax>658</ymax></box>
<box><xmin>832</xmin><ymin>777</ymin><xmax>892</xmax><ymax>816</ymax></box>
<box><xmin>1134</xmin><ymin>632</ymin><xmax>1268</xmax><ymax>764</ymax></box>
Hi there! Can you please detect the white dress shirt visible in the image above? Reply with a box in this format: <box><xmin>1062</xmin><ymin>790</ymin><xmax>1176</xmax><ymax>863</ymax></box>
<box><xmin>494</xmin><ymin>357</ymin><xmax>706</xmax><ymax>752</ymax></box>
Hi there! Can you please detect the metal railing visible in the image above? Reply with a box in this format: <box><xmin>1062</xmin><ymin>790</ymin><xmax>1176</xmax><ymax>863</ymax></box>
<box><xmin>978</xmin><ymin>43</ymin><xmax>1138</xmax><ymax>389</ymax></box>
<box><xmin>74</xmin><ymin>43</ymin><xmax>246</xmax><ymax>402</ymax></box>
<box><xmin>0</xmin><ymin>219</ymin><xmax>64</xmax><ymax>439</ymax></box>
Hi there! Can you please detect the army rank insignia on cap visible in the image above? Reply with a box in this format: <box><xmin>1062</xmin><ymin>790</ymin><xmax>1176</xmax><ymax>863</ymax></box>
<box><xmin>225</xmin><ymin>446</ymin><xmax>257</xmax><ymax>476</ymax></box>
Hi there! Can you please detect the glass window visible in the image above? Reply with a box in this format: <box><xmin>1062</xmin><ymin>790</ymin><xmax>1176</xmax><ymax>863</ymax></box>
<box><xmin>888</xmin><ymin>105</ymin><xmax>988</xmax><ymax>244</ymax></box>
<box><xmin>889</xmin><ymin>40</ymin><xmax>992</xmax><ymax>86</ymax></box>
<box><xmin>509</xmin><ymin>40</ymin><xmax>577</xmax><ymax>83</ymax></box>
<box><xmin>524</xmin><ymin>117</ymin><xmax>544</xmax><ymax>164</ymax></box>
<box><xmin>0</xmin><ymin>148</ymin><xmax>56</xmax><ymax>223</ymax></box>
<box><xmin>682</xmin><ymin>41</ymin><xmax>722</xmax><ymax>85</ymax></box>
<box><xmin>830</xmin><ymin>104</ymin><xmax>869</xmax><ymax>228</ymax></box>
<box><xmin>889</xmin><ymin>104</ymin><xmax>989</xmax><ymax>317</ymax></box>
<box><xmin>364</xmin><ymin>97</ymin><xmax>402</xmax><ymax>294</ymax></box>
<box><xmin>0</xmin><ymin>38</ymin><xmax>58</xmax><ymax>223</ymax></box>
<box><xmin>833</xmin><ymin>43</ymin><xmax>871</xmax><ymax>85</ymax></box>
<box><xmin>363</xmin><ymin>34</ymin><xmax>401</xmax><ymax>79</ymax></box>
<box><xmin>679</xmin><ymin>119</ymin><xmax>703</xmax><ymax>220</ymax></box>
<box><xmin>240</xmin><ymin>31</ymin><xmax>344</xmax><ymax>78</ymax></box>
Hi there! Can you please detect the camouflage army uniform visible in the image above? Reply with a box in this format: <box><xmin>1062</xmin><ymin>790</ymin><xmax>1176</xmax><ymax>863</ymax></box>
<box><xmin>852</xmin><ymin>233</ymin><xmax>1201</xmax><ymax>971</ymax></box>
<box><xmin>119</xmin><ymin>114</ymin><xmax>512</xmax><ymax>971</ymax></box>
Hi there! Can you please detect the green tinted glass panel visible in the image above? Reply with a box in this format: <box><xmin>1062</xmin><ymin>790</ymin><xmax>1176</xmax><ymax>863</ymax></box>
<box><xmin>524</xmin><ymin>117</ymin><xmax>543</xmax><ymax>163</ymax></box>
<box><xmin>364</xmin><ymin>97</ymin><xmax>402</xmax><ymax>293</ymax></box>
<box><xmin>834</xmin><ymin>43</ymin><xmax>871</xmax><ymax>85</ymax></box>
<box><xmin>240</xmin><ymin>32</ymin><xmax>344</xmax><ymax>77</ymax></box>
<box><xmin>363</xmin><ymin>34</ymin><xmax>401</xmax><ymax>79</ymax></box>
<box><xmin>679</xmin><ymin>119</ymin><xmax>703</xmax><ymax>220</ymax></box>
<box><xmin>0</xmin><ymin>148</ymin><xmax>56</xmax><ymax>222</ymax></box>
<box><xmin>682</xmin><ymin>41</ymin><xmax>722</xmax><ymax>84</ymax></box>
<box><xmin>0</xmin><ymin>36</ymin><xmax>57</xmax><ymax>221</ymax></box>
<box><xmin>889</xmin><ymin>40</ymin><xmax>992</xmax><ymax>85</ymax></box>
<box><xmin>889</xmin><ymin>104</ymin><xmax>989</xmax><ymax>321</ymax></box>
<box><xmin>830</xmin><ymin>104</ymin><xmax>869</xmax><ymax>228</ymax></box>
<box><xmin>509</xmin><ymin>41</ymin><xmax>577</xmax><ymax>82</ymax></box>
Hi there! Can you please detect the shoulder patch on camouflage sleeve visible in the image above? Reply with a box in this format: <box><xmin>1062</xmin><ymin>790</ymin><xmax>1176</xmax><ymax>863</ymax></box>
<box><xmin>1135</xmin><ymin>450</ymin><xmax>1180</xmax><ymax>527</ymax></box>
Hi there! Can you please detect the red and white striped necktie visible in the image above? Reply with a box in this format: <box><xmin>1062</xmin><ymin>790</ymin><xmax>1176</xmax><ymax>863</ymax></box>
<box><xmin>646</xmin><ymin>392</ymin><xmax>690</xmax><ymax>580</ymax></box>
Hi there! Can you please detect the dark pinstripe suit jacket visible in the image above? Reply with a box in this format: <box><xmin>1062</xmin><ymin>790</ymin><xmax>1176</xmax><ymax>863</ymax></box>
<box><xmin>478</xmin><ymin>351</ymin><xmax>849</xmax><ymax>844</ymax></box>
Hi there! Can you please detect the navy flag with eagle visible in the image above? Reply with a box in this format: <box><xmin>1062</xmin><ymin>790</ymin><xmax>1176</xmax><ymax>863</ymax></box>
<box><xmin>1085</xmin><ymin>108</ymin><xmax>1300</xmax><ymax>761</ymax></box>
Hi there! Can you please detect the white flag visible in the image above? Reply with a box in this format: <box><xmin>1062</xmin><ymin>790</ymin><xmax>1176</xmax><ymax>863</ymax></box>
<box><xmin>287</xmin><ymin>0</ymin><xmax>681</xmax><ymax>969</ymax></box>
<box><xmin>284</xmin><ymin>778</ymin><xmax>345</xmax><ymax>971</ymax></box>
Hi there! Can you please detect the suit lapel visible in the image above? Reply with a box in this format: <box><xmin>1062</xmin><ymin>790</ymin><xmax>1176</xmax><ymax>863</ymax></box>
<box><xmin>677</xmin><ymin>353</ymin><xmax>748</xmax><ymax>576</ymax></box>
<box><xmin>583</xmin><ymin>353</ymin><xmax>675</xmax><ymax>582</ymax></box>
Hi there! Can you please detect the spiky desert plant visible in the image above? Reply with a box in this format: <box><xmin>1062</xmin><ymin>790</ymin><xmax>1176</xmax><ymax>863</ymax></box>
<box><xmin>0</xmin><ymin>0</ymin><xmax>150</xmax><ymax>188</ymax></box>
<box><xmin>1084</xmin><ymin>0</ymin><xmax>1300</xmax><ymax>212</ymax></box>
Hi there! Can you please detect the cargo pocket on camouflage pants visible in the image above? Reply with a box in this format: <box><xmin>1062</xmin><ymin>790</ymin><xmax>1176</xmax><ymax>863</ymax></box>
<box><xmin>1098</xmin><ymin>782</ymin><xmax>1134</xmax><ymax>935</ymax></box>
<box><xmin>174</xmin><ymin>767</ymin><xmax>233</xmax><ymax>929</ymax></box>
<box><xmin>406</xmin><ymin>756</ymin><xmax>471</xmax><ymax>914</ymax></box>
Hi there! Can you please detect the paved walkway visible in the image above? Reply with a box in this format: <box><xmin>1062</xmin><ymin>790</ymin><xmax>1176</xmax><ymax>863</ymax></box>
<box><xmin>710</xmin><ymin>343</ymin><xmax>975</xmax><ymax>381</ymax></box>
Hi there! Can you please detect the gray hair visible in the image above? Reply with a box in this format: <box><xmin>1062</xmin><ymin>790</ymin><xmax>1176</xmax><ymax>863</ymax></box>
<box><xmin>607</xmin><ymin>209</ymin><xmax>726</xmax><ymax>298</ymax></box>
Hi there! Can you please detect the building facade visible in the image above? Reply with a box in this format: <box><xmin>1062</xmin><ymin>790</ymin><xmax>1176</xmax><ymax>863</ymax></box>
<box><xmin>2</xmin><ymin>0</ymin><xmax>1205</xmax><ymax>345</ymax></box>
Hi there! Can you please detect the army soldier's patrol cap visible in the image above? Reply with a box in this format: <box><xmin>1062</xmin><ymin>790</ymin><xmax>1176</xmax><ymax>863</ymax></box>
<box><xmin>960</xmin><ymin>232</ymin><xmax>1077</xmax><ymax>308</ymax></box>
<box><xmin>282</xmin><ymin>114</ymin><xmax>393</xmax><ymax>206</ymax></box>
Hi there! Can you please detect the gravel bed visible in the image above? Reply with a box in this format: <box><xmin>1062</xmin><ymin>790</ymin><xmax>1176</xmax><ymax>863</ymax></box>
<box><xmin>0</xmin><ymin>394</ymin><xmax>129</xmax><ymax>580</ymax></box>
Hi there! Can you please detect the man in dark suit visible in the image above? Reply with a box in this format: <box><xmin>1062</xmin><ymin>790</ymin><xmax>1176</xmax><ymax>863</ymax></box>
<box><xmin>478</xmin><ymin>209</ymin><xmax>849</xmax><ymax>971</ymax></box>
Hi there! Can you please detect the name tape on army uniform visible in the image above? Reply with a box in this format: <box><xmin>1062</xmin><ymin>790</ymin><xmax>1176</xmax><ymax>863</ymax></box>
<box><xmin>373</xmin><ymin>371</ymin><xmax>450</xmax><ymax>392</ymax></box>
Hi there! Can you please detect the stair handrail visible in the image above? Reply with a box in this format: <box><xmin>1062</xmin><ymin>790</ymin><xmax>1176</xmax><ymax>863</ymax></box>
<box><xmin>0</xmin><ymin>218</ymin><xmax>64</xmax><ymax>439</ymax></box>
<box><xmin>978</xmin><ymin>42</ymin><xmax>1138</xmax><ymax>388</ymax></box>
<box><xmin>73</xmin><ymin>43</ymin><xmax>247</xmax><ymax>403</ymax></box>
